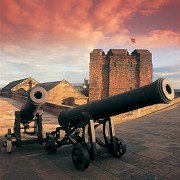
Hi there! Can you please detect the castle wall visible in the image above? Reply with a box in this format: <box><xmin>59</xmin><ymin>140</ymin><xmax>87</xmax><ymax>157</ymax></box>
<box><xmin>89</xmin><ymin>49</ymin><xmax>152</xmax><ymax>101</ymax></box>
<box><xmin>89</xmin><ymin>49</ymin><xmax>109</xmax><ymax>101</ymax></box>
<box><xmin>132</xmin><ymin>50</ymin><xmax>152</xmax><ymax>87</ymax></box>
<box><xmin>107</xmin><ymin>49</ymin><xmax>139</xmax><ymax>96</ymax></box>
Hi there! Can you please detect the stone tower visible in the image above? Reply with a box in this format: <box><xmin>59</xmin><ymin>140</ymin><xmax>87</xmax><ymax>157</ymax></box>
<box><xmin>89</xmin><ymin>49</ymin><xmax>109</xmax><ymax>101</ymax></box>
<box><xmin>131</xmin><ymin>49</ymin><xmax>152</xmax><ymax>87</ymax></box>
<box><xmin>89</xmin><ymin>49</ymin><xmax>152</xmax><ymax>101</ymax></box>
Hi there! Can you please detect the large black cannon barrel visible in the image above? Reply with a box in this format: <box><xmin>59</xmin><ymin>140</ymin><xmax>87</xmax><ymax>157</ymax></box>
<box><xmin>58</xmin><ymin>78</ymin><xmax>174</xmax><ymax>129</ymax></box>
<box><xmin>20</xmin><ymin>86</ymin><xmax>47</xmax><ymax>124</ymax></box>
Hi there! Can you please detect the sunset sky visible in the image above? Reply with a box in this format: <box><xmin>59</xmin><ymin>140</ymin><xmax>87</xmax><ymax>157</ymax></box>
<box><xmin>0</xmin><ymin>0</ymin><xmax>180</xmax><ymax>88</ymax></box>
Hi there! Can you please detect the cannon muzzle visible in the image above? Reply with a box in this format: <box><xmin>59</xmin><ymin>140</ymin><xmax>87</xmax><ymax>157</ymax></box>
<box><xmin>58</xmin><ymin>78</ymin><xmax>174</xmax><ymax>129</ymax></box>
<box><xmin>20</xmin><ymin>86</ymin><xmax>47</xmax><ymax>124</ymax></box>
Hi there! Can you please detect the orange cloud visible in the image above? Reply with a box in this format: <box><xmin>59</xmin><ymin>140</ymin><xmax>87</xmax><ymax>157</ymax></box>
<box><xmin>1</xmin><ymin>0</ymin><xmax>173</xmax><ymax>48</ymax></box>
<box><xmin>1</xmin><ymin>0</ymin><xmax>180</xmax><ymax>89</ymax></box>
<box><xmin>0</xmin><ymin>0</ymin><xmax>179</xmax><ymax>57</ymax></box>
<box><xmin>137</xmin><ymin>30</ymin><xmax>180</xmax><ymax>49</ymax></box>
<box><xmin>138</xmin><ymin>0</ymin><xmax>170</xmax><ymax>16</ymax></box>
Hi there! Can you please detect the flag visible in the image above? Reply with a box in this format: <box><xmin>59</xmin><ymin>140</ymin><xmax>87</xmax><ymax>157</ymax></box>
<box><xmin>130</xmin><ymin>37</ymin><xmax>136</xmax><ymax>44</ymax></box>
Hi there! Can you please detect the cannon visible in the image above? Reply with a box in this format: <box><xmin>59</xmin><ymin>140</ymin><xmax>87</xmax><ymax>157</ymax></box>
<box><xmin>3</xmin><ymin>86</ymin><xmax>47</xmax><ymax>153</ymax></box>
<box><xmin>46</xmin><ymin>78</ymin><xmax>174</xmax><ymax>171</ymax></box>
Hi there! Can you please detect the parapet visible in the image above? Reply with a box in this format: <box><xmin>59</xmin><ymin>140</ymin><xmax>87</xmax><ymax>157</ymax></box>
<box><xmin>90</xmin><ymin>49</ymin><xmax>105</xmax><ymax>56</ymax></box>
<box><xmin>107</xmin><ymin>49</ymin><xmax>129</xmax><ymax>56</ymax></box>
<box><xmin>131</xmin><ymin>49</ymin><xmax>151</xmax><ymax>55</ymax></box>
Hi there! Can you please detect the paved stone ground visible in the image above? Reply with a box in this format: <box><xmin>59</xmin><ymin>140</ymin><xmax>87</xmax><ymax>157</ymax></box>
<box><xmin>0</xmin><ymin>97</ymin><xmax>180</xmax><ymax>180</ymax></box>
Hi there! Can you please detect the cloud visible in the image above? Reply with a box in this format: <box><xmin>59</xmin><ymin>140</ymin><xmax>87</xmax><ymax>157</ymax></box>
<box><xmin>138</xmin><ymin>0</ymin><xmax>170</xmax><ymax>16</ymax></box>
<box><xmin>0</xmin><ymin>42</ymin><xmax>90</xmax><ymax>88</ymax></box>
<box><xmin>1</xmin><ymin>0</ymin><xmax>175</xmax><ymax>47</ymax></box>
<box><xmin>1</xmin><ymin>0</ymin><xmax>179</xmax><ymax>89</ymax></box>
<box><xmin>1</xmin><ymin>0</ymin><xmax>179</xmax><ymax>75</ymax></box>
<box><xmin>153</xmin><ymin>64</ymin><xmax>180</xmax><ymax>88</ymax></box>
<box><xmin>125</xmin><ymin>0</ymin><xmax>180</xmax><ymax>36</ymax></box>
<box><xmin>137</xmin><ymin>30</ymin><xmax>180</xmax><ymax>49</ymax></box>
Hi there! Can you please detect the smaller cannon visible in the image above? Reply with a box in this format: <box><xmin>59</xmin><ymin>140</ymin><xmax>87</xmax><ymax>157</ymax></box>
<box><xmin>45</xmin><ymin>78</ymin><xmax>174</xmax><ymax>171</ymax></box>
<box><xmin>3</xmin><ymin>86</ymin><xmax>47</xmax><ymax>153</ymax></box>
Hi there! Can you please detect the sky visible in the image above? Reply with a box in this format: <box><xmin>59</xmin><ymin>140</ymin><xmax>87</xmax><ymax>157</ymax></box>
<box><xmin>0</xmin><ymin>0</ymin><xmax>180</xmax><ymax>89</ymax></box>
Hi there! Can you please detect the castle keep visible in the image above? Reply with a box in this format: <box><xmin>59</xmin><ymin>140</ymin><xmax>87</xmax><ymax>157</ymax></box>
<box><xmin>89</xmin><ymin>49</ymin><xmax>152</xmax><ymax>101</ymax></box>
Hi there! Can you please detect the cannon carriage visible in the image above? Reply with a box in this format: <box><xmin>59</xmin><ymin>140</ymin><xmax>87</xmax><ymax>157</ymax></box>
<box><xmin>45</xmin><ymin>78</ymin><xmax>174</xmax><ymax>171</ymax></box>
<box><xmin>3</xmin><ymin>86</ymin><xmax>47</xmax><ymax>153</ymax></box>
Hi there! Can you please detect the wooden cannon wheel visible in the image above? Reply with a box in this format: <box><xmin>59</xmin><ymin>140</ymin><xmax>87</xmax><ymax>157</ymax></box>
<box><xmin>72</xmin><ymin>145</ymin><xmax>90</xmax><ymax>171</ymax></box>
<box><xmin>114</xmin><ymin>137</ymin><xmax>126</xmax><ymax>158</ymax></box>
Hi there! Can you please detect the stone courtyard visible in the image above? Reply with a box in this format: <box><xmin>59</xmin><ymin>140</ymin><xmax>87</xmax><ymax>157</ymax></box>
<box><xmin>0</xmin><ymin>97</ymin><xmax>180</xmax><ymax>179</ymax></box>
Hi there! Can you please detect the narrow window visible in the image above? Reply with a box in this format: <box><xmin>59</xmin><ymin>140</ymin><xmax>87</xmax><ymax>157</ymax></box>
<box><xmin>130</xmin><ymin>62</ymin><xmax>133</xmax><ymax>67</ymax></box>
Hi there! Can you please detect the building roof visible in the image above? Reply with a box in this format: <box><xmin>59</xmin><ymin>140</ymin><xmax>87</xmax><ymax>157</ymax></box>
<box><xmin>37</xmin><ymin>80</ymin><xmax>88</xmax><ymax>98</ymax></box>
<box><xmin>37</xmin><ymin>81</ymin><xmax>62</xmax><ymax>91</ymax></box>
<box><xmin>2</xmin><ymin>78</ymin><xmax>28</xmax><ymax>90</ymax></box>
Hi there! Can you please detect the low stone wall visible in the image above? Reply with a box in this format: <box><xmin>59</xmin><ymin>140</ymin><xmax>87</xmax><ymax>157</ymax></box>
<box><xmin>11</xmin><ymin>94</ymin><xmax>71</xmax><ymax>115</ymax></box>
<box><xmin>41</xmin><ymin>102</ymin><xmax>70</xmax><ymax>115</ymax></box>
<box><xmin>11</xmin><ymin>94</ymin><xmax>26</xmax><ymax>103</ymax></box>
<box><xmin>112</xmin><ymin>97</ymin><xmax>180</xmax><ymax>123</ymax></box>
<box><xmin>4</xmin><ymin>94</ymin><xmax>180</xmax><ymax>121</ymax></box>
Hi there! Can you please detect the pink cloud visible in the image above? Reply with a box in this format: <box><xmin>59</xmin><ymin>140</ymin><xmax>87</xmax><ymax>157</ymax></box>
<box><xmin>137</xmin><ymin>30</ymin><xmax>180</xmax><ymax>49</ymax></box>
<box><xmin>138</xmin><ymin>0</ymin><xmax>170</xmax><ymax>16</ymax></box>
<box><xmin>1</xmin><ymin>0</ymin><xmax>177</xmax><ymax>49</ymax></box>
<box><xmin>1</xmin><ymin>0</ymin><xmax>180</xmax><ymax>89</ymax></box>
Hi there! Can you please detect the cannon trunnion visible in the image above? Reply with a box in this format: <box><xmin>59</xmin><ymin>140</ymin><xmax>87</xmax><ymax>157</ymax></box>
<box><xmin>45</xmin><ymin>78</ymin><xmax>174</xmax><ymax>171</ymax></box>
<box><xmin>3</xmin><ymin>87</ymin><xmax>47</xmax><ymax>153</ymax></box>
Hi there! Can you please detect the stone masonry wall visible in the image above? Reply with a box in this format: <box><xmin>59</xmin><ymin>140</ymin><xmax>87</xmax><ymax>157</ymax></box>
<box><xmin>89</xmin><ymin>49</ymin><xmax>109</xmax><ymax>101</ymax></box>
<box><xmin>132</xmin><ymin>49</ymin><xmax>152</xmax><ymax>87</ymax></box>
<box><xmin>45</xmin><ymin>81</ymin><xmax>88</xmax><ymax>105</ymax></box>
<box><xmin>89</xmin><ymin>49</ymin><xmax>152</xmax><ymax>101</ymax></box>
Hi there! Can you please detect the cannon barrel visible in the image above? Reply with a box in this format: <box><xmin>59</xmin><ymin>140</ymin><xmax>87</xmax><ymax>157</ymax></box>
<box><xmin>58</xmin><ymin>78</ymin><xmax>174</xmax><ymax>129</ymax></box>
<box><xmin>20</xmin><ymin>86</ymin><xmax>47</xmax><ymax>124</ymax></box>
